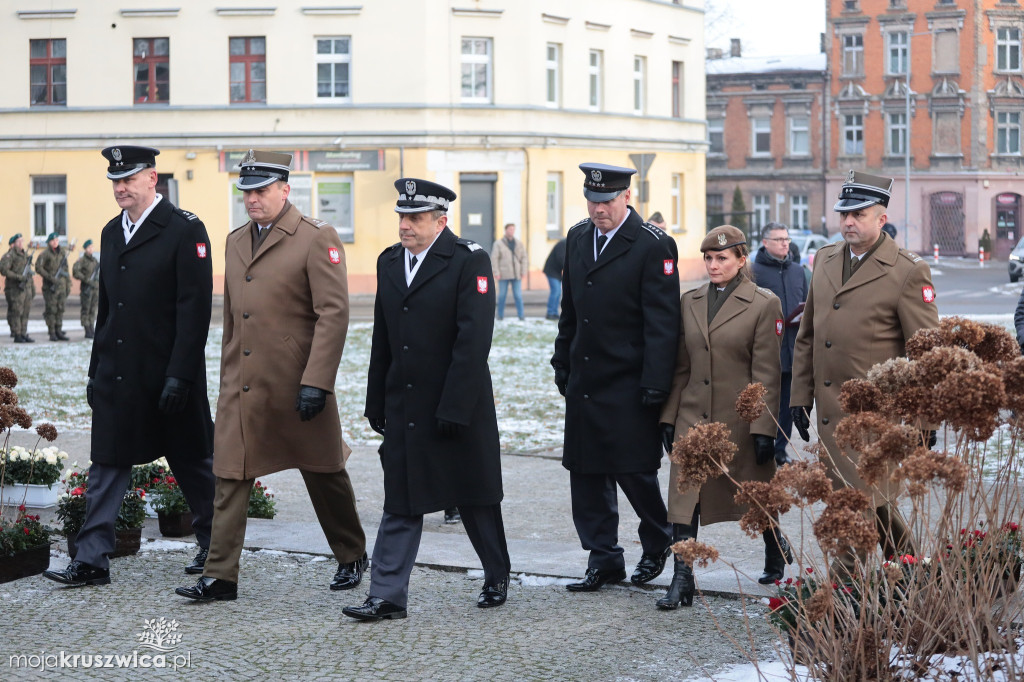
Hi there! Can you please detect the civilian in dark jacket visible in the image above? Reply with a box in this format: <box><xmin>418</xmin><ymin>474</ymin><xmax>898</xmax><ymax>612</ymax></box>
<box><xmin>751</xmin><ymin>223</ymin><xmax>807</xmax><ymax>463</ymax></box>
<box><xmin>543</xmin><ymin>238</ymin><xmax>566</xmax><ymax>320</ymax></box>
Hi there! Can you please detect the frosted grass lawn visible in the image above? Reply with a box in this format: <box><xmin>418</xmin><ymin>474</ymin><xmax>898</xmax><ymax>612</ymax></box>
<box><xmin>0</xmin><ymin>319</ymin><xmax>566</xmax><ymax>454</ymax></box>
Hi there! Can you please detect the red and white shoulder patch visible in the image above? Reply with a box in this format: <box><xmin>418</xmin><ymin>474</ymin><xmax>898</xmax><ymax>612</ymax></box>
<box><xmin>775</xmin><ymin>319</ymin><xmax>784</xmax><ymax>336</ymax></box>
<box><xmin>477</xmin><ymin>276</ymin><xmax>488</xmax><ymax>294</ymax></box>
<box><xmin>196</xmin><ymin>243</ymin><xmax>207</xmax><ymax>259</ymax></box>
<box><xmin>328</xmin><ymin>247</ymin><xmax>341</xmax><ymax>264</ymax></box>
<box><xmin>663</xmin><ymin>260</ymin><xmax>675</xmax><ymax>276</ymax></box>
<box><xmin>922</xmin><ymin>286</ymin><xmax>936</xmax><ymax>303</ymax></box>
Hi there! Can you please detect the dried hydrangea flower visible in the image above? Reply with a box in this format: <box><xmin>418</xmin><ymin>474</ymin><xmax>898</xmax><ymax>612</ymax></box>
<box><xmin>838</xmin><ymin>379</ymin><xmax>887</xmax><ymax>414</ymax></box>
<box><xmin>0</xmin><ymin>367</ymin><xmax>17</xmax><ymax>389</ymax></box>
<box><xmin>940</xmin><ymin>317</ymin><xmax>986</xmax><ymax>350</ymax></box>
<box><xmin>813</xmin><ymin>488</ymin><xmax>877</xmax><ymax>558</ymax></box>
<box><xmin>773</xmin><ymin>460</ymin><xmax>833</xmax><ymax>506</ymax></box>
<box><xmin>671</xmin><ymin>538</ymin><xmax>719</xmax><ymax>568</ymax></box>
<box><xmin>36</xmin><ymin>423</ymin><xmax>58</xmax><ymax>442</ymax></box>
<box><xmin>735</xmin><ymin>481</ymin><xmax>794</xmax><ymax>538</ymax></box>
<box><xmin>972</xmin><ymin>322</ymin><xmax>1020</xmax><ymax>364</ymax></box>
<box><xmin>735</xmin><ymin>382</ymin><xmax>768</xmax><ymax>422</ymax></box>
<box><xmin>804</xmin><ymin>586</ymin><xmax>833</xmax><ymax>622</ymax></box>
<box><xmin>897</xmin><ymin>448</ymin><xmax>968</xmax><ymax>497</ymax></box>
<box><xmin>905</xmin><ymin>327</ymin><xmax>949</xmax><ymax>360</ymax></box>
<box><xmin>670</xmin><ymin>422</ymin><xmax>737</xmax><ymax>492</ymax></box>
<box><xmin>934</xmin><ymin>370</ymin><xmax>1004</xmax><ymax>442</ymax></box>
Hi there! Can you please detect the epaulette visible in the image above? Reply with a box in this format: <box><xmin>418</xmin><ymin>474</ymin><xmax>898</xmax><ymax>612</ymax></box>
<box><xmin>567</xmin><ymin>218</ymin><xmax>590</xmax><ymax>233</ymax></box>
<box><xmin>302</xmin><ymin>216</ymin><xmax>329</xmax><ymax>229</ymax></box>
<box><xmin>456</xmin><ymin>238</ymin><xmax>482</xmax><ymax>252</ymax></box>
<box><xmin>898</xmin><ymin>248</ymin><xmax>923</xmax><ymax>264</ymax></box>
<box><xmin>641</xmin><ymin>222</ymin><xmax>666</xmax><ymax>239</ymax></box>
<box><xmin>380</xmin><ymin>243</ymin><xmax>402</xmax><ymax>257</ymax></box>
<box><xmin>174</xmin><ymin>207</ymin><xmax>200</xmax><ymax>222</ymax></box>
<box><xmin>754</xmin><ymin>285</ymin><xmax>776</xmax><ymax>298</ymax></box>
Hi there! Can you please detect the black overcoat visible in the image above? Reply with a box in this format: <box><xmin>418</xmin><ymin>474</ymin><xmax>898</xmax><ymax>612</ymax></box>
<box><xmin>552</xmin><ymin>207</ymin><xmax>680</xmax><ymax>474</ymax></box>
<box><xmin>365</xmin><ymin>227</ymin><xmax>502</xmax><ymax>515</ymax></box>
<box><xmin>88</xmin><ymin>198</ymin><xmax>214</xmax><ymax>466</ymax></box>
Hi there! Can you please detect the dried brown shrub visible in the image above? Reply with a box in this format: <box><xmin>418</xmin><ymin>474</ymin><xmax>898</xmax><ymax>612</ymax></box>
<box><xmin>915</xmin><ymin>346</ymin><xmax>982</xmax><ymax>389</ymax></box>
<box><xmin>670</xmin><ymin>422</ymin><xmax>737</xmax><ymax>493</ymax></box>
<box><xmin>838</xmin><ymin>379</ymin><xmax>887</xmax><ymax>414</ymax></box>
<box><xmin>833</xmin><ymin>412</ymin><xmax>894</xmax><ymax>455</ymax></box>
<box><xmin>735</xmin><ymin>382</ymin><xmax>767</xmax><ymax>422</ymax></box>
<box><xmin>0</xmin><ymin>405</ymin><xmax>31</xmax><ymax>430</ymax></box>
<box><xmin>804</xmin><ymin>587</ymin><xmax>833</xmax><ymax>623</ymax></box>
<box><xmin>735</xmin><ymin>481</ymin><xmax>794</xmax><ymax>537</ymax></box>
<box><xmin>896</xmin><ymin>448</ymin><xmax>968</xmax><ymax>497</ymax></box>
<box><xmin>972</xmin><ymin>322</ymin><xmax>1020</xmax><ymax>364</ymax></box>
<box><xmin>1001</xmin><ymin>357</ymin><xmax>1024</xmax><ymax>414</ymax></box>
<box><xmin>671</xmin><ymin>538</ymin><xmax>719</xmax><ymax>568</ymax></box>
<box><xmin>933</xmin><ymin>369</ymin><xmax>1005</xmax><ymax>441</ymax></box>
<box><xmin>905</xmin><ymin>327</ymin><xmax>948</xmax><ymax>360</ymax></box>
<box><xmin>0</xmin><ymin>386</ymin><xmax>18</xmax><ymax>406</ymax></box>
<box><xmin>35</xmin><ymin>423</ymin><xmax>58</xmax><ymax>442</ymax></box>
<box><xmin>940</xmin><ymin>316</ymin><xmax>986</xmax><ymax>350</ymax></box>
<box><xmin>0</xmin><ymin>367</ymin><xmax>17</xmax><ymax>388</ymax></box>
<box><xmin>813</xmin><ymin>488</ymin><xmax>877</xmax><ymax>558</ymax></box>
<box><xmin>772</xmin><ymin>460</ymin><xmax>833</xmax><ymax>506</ymax></box>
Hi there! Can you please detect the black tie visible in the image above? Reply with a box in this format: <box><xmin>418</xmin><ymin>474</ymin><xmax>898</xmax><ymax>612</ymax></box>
<box><xmin>596</xmin><ymin>234</ymin><xmax>608</xmax><ymax>255</ymax></box>
<box><xmin>409</xmin><ymin>254</ymin><xmax>418</xmax><ymax>269</ymax></box>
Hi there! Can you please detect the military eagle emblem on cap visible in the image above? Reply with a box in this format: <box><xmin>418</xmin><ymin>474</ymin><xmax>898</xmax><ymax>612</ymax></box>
<box><xmin>243</xmin><ymin>149</ymin><xmax>257</xmax><ymax>164</ymax></box>
<box><xmin>847</xmin><ymin>169</ymin><xmax>856</xmax><ymax>182</ymax></box>
<box><xmin>111</xmin><ymin>148</ymin><xmax>122</xmax><ymax>163</ymax></box>
<box><xmin>717</xmin><ymin>233</ymin><xmax>727</xmax><ymax>246</ymax></box>
<box><xmin>405</xmin><ymin>180</ymin><xmax>416</xmax><ymax>195</ymax></box>
<box><xmin>591</xmin><ymin>170</ymin><xmax>602</xmax><ymax>182</ymax></box>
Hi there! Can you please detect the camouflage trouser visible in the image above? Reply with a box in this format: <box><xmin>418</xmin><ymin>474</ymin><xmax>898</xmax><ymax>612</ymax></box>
<box><xmin>5</xmin><ymin>286</ymin><xmax>24</xmax><ymax>336</ymax></box>
<box><xmin>80</xmin><ymin>285</ymin><xmax>98</xmax><ymax>328</ymax></box>
<box><xmin>21</xmin><ymin>279</ymin><xmax>34</xmax><ymax>335</ymax></box>
<box><xmin>43</xmin><ymin>281</ymin><xmax>67</xmax><ymax>333</ymax></box>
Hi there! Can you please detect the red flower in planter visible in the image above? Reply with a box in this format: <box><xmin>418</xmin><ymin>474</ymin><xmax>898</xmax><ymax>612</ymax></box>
<box><xmin>768</xmin><ymin>597</ymin><xmax>788</xmax><ymax>611</ymax></box>
<box><xmin>71</xmin><ymin>487</ymin><xmax>85</xmax><ymax>496</ymax></box>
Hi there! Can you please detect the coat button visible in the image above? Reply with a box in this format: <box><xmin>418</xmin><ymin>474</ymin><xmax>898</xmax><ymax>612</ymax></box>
<box><xmin>120</xmin><ymin>265</ymin><xmax>126</xmax><ymax>271</ymax></box>
<box><xmin>824</xmin><ymin>380</ymin><xmax>831</xmax><ymax>387</ymax></box>
<box><xmin>117</xmin><ymin>302</ymin><xmax>123</xmax><ymax>308</ymax></box>
<box><xmin>825</xmin><ymin>341</ymin><xmax>832</xmax><ymax>348</ymax></box>
<box><xmin>584</xmin><ymin>356</ymin><xmax>589</xmax><ymax>362</ymax></box>
<box><xmin>583</xmin><ymin>394</ymin><xmax>590</xmax><ymax>399</ymax></box>
<box><xmin>243</xmin><ymin>312</ymin><xmax>250</xmax><ymax>319</ymax></box>
<box><xmin>822</xmin><ymin>417</ymin><xmax>830</xmax><ymax>425</ymax></box>
<box><xmin>704</xmin><ymin>379</ymin><xmax>709</xmax><ymax>385</ymax></box>
<box><xmin>586</xmin><ymin>281</ymin><xmax>593</xmax><ymax>287</ymax></box>
<box><xmin>246</xmin><ymin>275</ymin><xmax>252</xmax><ymax>282</ymax></box>
<box><xmin>833</xmin><ymin>303</ymin><xmax>840</xmax><ymax>310</ymax></box>
<box><xmin>702</xmin><ymin>413</ymin><xmax>708</xmax><ymax>419</ymax></box>
<box><xmin>402</xmin><ymin>306</ymin><xmax>409</xmax><ymax>312</ymax></box>
<box><xmin>244</xmin><ymin>349</ymin><xmax>251</xmax><ymax>356</ymax></box>
<box><xmin>243</xmin><ymin>385</ymin><xmax>249</xmax><ymax>392</ymax></box>
<box><xmin>402</xmin><ymin>345</ymin><xmax>409</xmax><ymax>351</ymax></box>
<box><xmin>116</xmin><ymin>376</ymin><xmax>122</xmax><ymax>381</ymax></box>
<box><xmin>583</xmin><ymin>319</ymin><xmax>589</xmax><ymax>325</ymax></box>
<box><xmin>116</xmin><ymin>339</ymin><xmax>123</xmax><ymax>345</ymax></box>
<box><xmin>704</xmin><ymin>345</ymin><xmax>709</xmax><ymax>351</ymax></box>
<box><xmin>406</xmin><ymin>384</ymin><xmax>412</xmax><ymax>389</ymax></box>
<box><xmin>408</xmin><ymin>422</ymin><xmax>415</xmax><ymax>429</ymax></box>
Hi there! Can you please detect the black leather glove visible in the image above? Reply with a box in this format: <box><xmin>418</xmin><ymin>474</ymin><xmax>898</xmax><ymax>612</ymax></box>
<box><xmin>660</xmin><ymin>423</ymin><xmax>675</xmax><ymax>454</ymax></box>
<box><xmin>554</xmin><ymin>367</ymin><xmax>569</xmax><ymax>397</ymax></box>
<box><xmin>791</xmin><ymin>406</ymin><xmax>811</xmax><ymax>442</ymax></box>
<box><xmin>774</xmin><ymin>449</ymin><xmax>791</xmax><ymax>467</ymax></box>
<box><xmin>437</xmin><ymin>419</ymin><xmax>461</xmax><ymax>438</ymax></box>
<box><xmin>368</xmin><ymin>416</ymin><xmax>386</xmax><ymax>436</ymax></box>
<box><xmin>922</xmin><ymin>430</ymin><xmax>937</xmax><ymax>449</ymax></box>
<box><xmin>753</xmin><ymin>435</ymin><xmax>775</xmax><ymax>466</ymax></box>
<box><xmin>641</xmin><ymin>388</ymin><xmax>668</xmax><ymax>407</ymax></box>
<box><xmin>295</xmin><ymin>385</ymin><xmax>328</xmax><ymax>422</ymax></box>
<box><xmin>86</xmin><ymin>378</ymin><xmax>94</xmax><ymax>409</ymax></box>
<box><xmin>158</xmin><ymin>377</ymin><xmax>191</xmax><ymax>414</ymax></box>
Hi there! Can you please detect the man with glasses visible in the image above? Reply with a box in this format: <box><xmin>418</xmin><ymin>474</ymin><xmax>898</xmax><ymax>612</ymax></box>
<box><xmin>751</xmin><ymin>223</ymin><xmax>806</xmax><ymax>464</ymax></box>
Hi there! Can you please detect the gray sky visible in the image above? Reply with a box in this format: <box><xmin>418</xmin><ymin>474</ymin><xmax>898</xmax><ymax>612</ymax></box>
<box><xmin>706</xmin><ymin>0</ymin><xmax>826</xmax><ymax>57</ymax></box>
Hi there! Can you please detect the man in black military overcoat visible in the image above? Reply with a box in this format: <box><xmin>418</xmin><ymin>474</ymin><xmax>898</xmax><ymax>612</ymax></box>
<box><xmin>552</xmin><ymin>163</ymin><xmax>680</xmax><ymax>592</ymax></box>
<box><xmin>343</xmin><ymin>178</ymin><xmax>510</xmax><ymax>621</ymax></box>
<box><xmin>44</xmin><ymin>145</ymin><xmax>215</xmax><ymax>587</ymax></box>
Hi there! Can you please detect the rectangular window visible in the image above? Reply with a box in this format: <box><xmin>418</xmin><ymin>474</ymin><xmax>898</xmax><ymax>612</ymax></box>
<box><xmin>588</xmin><ymin>49</ymin><xmax>603</xmax><ymax>111</ymax></box>
<box><xmin>887</xmin><ymin>112</ymin><xmax>907</xmax><ymax>155</ymax></box>
<box><xmin>887</xmin><ymin>31</ymin><xmax>908</xmax><ymax>76</ymax></box>
<box><xmin>671</xmin><ymin>61</ymin><xmax>684</xmax><ymax>118</ymax></box>
<box><xmin>842</xmin><ymin>34</ymin><xmax>863</xmax><ymax>76</ymax></box>
<box><xmin>753</xmin><ymin>194</ymin><xmax>771</xmax><ymax>231</ymax></box>
<box><xmin>31</xmin><ymin>176</ymin><xmax>67</xmax><ymax>239</ymax></box>
<box><xmin>546</xmin><ymin>172</ymin><xmax>563</xmax><ymax>239</ymax></box>
<box><xmin>788</xmin><ymin>116</ymin><xmax>809</xmax><ymax>156</ymax></box>
<box><xmin>670</xmin><ymin>173</ymin><xmax>683</xmax><ymax>232</ymax></box>
<box><xmin>706</xmin><ymin>193</ymin><xmax>724</xmax><ymax>225</ymax></box>
<box><xmin>461</xmin><ymin>37</ymin><xmax>492</xmax><ymax>103</ymax></box>
<box><xmin>632</xmin><ymin>56</ymin><xmax>646</xmax><ymax>115</ymax></box>
<box><xmin>790</xmin><ymin>195</ymin><xmax>809</xmax><ymax>230</ymax></box>
<box><xmin>997</xmin><ymin>111</ymin><xmax>1022</xmax><ymax>155</ymax></box>
<box><xmin>29</xmin><ymin>39</ymin><xmax>67</xmax><ymax>106</ymax></box>
<box><xmin>843</xmin><ymin>113</ymin><xmax>864</xmax><ymax>155</ymax></box>
<box><xmin>708</xmin><ymin>118</ymin><xmax>724</xmax><ymax>154</ymax></box>
<box><xmin>997</xmin><ymin>28</ymin><xmax>1022</xmax><ymax>72</ymax></box>
<box><xmin>229</xmin><ymin>36</ymin><xmax>266</xmax><ymax>103</ymax></box>
<box><xmin>752</xmin><ymin>117</ymin><xmax>771</xmax><ymax>155</ymax></box>
<box><xmin>133</xmin><ymin>38</ymin><xmax>169</xmax><ymax>104</ymax></box>
<box><xmin>545</xmin><ymin>43</ymin><xmax>560</xmax><ymax>107</ymax></box>
<box><xmin>933</xmin><ymin>30</ymin><xmax>959</xmax><ymax>73</ymax></box>
<box><xmin>316</xmin><ymin>37</ymin><xmax>351</xmax><ymax>100</ymax></box>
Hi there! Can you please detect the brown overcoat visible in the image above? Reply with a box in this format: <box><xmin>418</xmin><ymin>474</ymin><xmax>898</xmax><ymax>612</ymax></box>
<box><xmin>213</xmin><ymin>202</ymin><xmax>351</xmax><ymax>479</ymax></box>
<box><xmin>660</xmin><ymin>278</ymin><xmax>783</xmax><ymax>526</ymax></box>
<box><xmin>790</xmin><ymin>234</ymin><xmax>939</xmax><ymax>505</ymax></box>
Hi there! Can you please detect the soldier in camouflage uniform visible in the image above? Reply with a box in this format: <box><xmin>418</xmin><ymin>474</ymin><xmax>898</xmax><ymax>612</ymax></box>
<box><xmin>35</xmin><ymin>231</ymin><xmax>71</xmax><ymax>341</ymax></box>
<box><xmin>72</xmin><ymin>239</ymin><xmax>99</xmax><ymax>339</ymax></box>
<box><xmin>0</xmin><ymin>233</ymin><xmax>36</xmax><ymax>343</ymax></box>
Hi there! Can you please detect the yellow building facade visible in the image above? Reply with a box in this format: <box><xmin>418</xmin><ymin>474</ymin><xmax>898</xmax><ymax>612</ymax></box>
<box><xmin>0</xmin><ymin>0</ymin><xmax>708</xmax><ymax>293</ymax></box>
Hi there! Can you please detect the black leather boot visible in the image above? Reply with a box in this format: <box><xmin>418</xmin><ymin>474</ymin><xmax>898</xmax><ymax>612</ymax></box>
<box><xmin>656</xmin><ymin>522</ymin><xmax>697</xmax><ymax>610</ymax></box>
<box><xmin>758</xmin><ymin>526</ymin><xmax>794</xmax><ymax>584</ymax></box>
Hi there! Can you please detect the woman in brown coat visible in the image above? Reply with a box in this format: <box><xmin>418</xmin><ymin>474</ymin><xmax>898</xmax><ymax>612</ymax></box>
<box><xmin>657</xmin><ymin>225</ymin><xmax>788</xmax><ymax>609</ymax></box>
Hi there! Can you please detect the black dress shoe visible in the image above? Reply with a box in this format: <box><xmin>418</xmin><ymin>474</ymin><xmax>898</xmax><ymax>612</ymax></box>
<box><xmin>55</xmin><ymin>330</ymin><xmax>69</xmax><ymax>341</ymax></box>
<box><xmin>48</xmin><ymin>332</ymin><xmax>58</xmax><ymax>341</ymax></box>
<box><xmin>42</xmin><ymin>560</ymin><xmax>110</xmax><ymax>587</ymax></box>
<box><xmin>342</xmin><ymin>597</ymin><xmax>407</xmax><ymax>621</ymax></box>
<box><xmin>185</xmin><ymin>547</ymin><xmax>208</xmax><ymax>575</ymax></box>
<box><xmin>13</xmin><ymin>335</ymin><xmax>26</xmax><ymax>343</ymax></box>
<box><xmin>175</xmin><ymin>576</ymin><xmax>237</xmax><ymax>602</ymax></box>
<box><xmin>566</xmin><ymin>567</ymin><xmax>627</xmax><ymax>592</ymax></box>
<box><xmin>477</xmin><ymin>575</ymin><xmax>509</xmax><ymax>608</ymax></box>
<box><xmin>631</xmin><ymin>547</ymin><xmax>672</xmax><ymax>585</ymax></box>
<box><xmin>444</xmin><ymin>508</ymin><xmax>461</xmax><ymax>524</ymax></box>
<box><xmin>330</xmin><ymin>552</ymin><xmax>368</xmax><ymax>591</ymax></box>
<box><xmin>23</xmin><ymin>335</ymin><xmax>35</xmax><ymax>343</ymax></box>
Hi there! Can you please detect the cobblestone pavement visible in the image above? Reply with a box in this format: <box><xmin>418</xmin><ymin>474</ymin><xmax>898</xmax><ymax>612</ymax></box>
<box><xmin>2</xmin><ymin>545</ymin><xmax>778</xmax><ymax>681</ymax></box>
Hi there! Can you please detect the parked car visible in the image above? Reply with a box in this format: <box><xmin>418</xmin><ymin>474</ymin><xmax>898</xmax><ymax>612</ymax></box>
<box><xmin>1008</xmin><ymin>236</ymin><xmax>1024</xmax><ymax>282</ymax></box>
<box><xmin>790</xmin><ymin>230</ymin><xmax>831</xmax><ymax>268</ymax></box>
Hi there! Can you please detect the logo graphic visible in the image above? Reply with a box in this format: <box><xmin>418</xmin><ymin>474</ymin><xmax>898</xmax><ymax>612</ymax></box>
<box><xmin>111</xmin><ymin>148</ymin><xmax>123</xmax><ymax>163</ymax></box>
<box><xmin>776</xmin><ymin>319</ymin><xmax>784</xmax><ymax>336</ymax></box>
<box><xmin>591</xmin><ymin>170</ymin><xmax>602</xmax><ymax>183</ymax></box>
<box><xmin>717</xmin><ymin>233</ymin><xmax>727</xmax><ymax>246</ymax></box>
<box><xmin>663</xmin><ymin>260</ymin><xmax>674</xmax><ymax>275</ymax></box>
<box><xmin>195</xmin><ymin>243</ymin><xmax>207</xmax><ymax>259</ymax></box>
<box><xmin>136</xmin><ymin>618</ymin><xmax>183</xmax><ymax>653</ymax></box>
<box><xmin>476</xmin><ymin>276</ymin><xmax>488</xmax><ymax>294</ymax></box>
<box><xmin>405</xmin><ymin>180</ymin><xmax>416</xmax><ymax>196</ymax></box>
<box><xmin>328</xmin><ymin>247</ymin><xmax>341</xmax><ymax>264</ymax></box>
<box><xmin>243</xmin><ymin>149</ymin><xmax>257</xmax><ymax>164</ymax></box>
<box><xmin>922</xmin><ymin>286</ymin><xmax>936</xmax><ymax>303</ymax></box>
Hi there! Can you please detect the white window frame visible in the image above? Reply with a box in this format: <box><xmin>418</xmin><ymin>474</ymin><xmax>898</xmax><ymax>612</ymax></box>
<box><xmin>752</xmin><ymin>116</ymin><xmax>771</xmax><ymax>156</ymax></box>
<box><xmin>887</xmin><ymin>111</ymin><xmax>907</xmax><ymax>155</ymax></box>
<box><xmin>545</xmin><ymin>43</ymin><xmax>560</xmax><ymax>107</ymax></box>
<box><xmin>887</xmin><ymin>31</ymin><xmax>908</xmax><ymax>76</ymax></box>
<box><xmin>788</xmin><ymin>115</ymin><xmax>809</xmax><ymax>156</ymax></box>
<box><xmin>670</xmin><ymin>173</ymin><xmax>683</xmax><ymax>232</ymax></box>
<box><xmin>708</xmin><ymin>118</ymin><xmax>724</xmax><ymax>154</ymax></box>
<box><xmin>790</xmin><ymin>195</ymin><xmax>809</xmax><ymax>230</ymax></box>
<box><xmin>997</xmin><ymin>27</ymin><xmax>1022</xmax><ymax>73</ymax></box>
<box><xmin>315</xmin><ymin>36</ymin><xmax>351</xmax><ymax>101</ymax></box>
<box><xmin>546</xmin><ymin>172</ymin><xmax>563</xmax><ymax>238</ymax></box>
<box><xmin>843</xmin><ymin>113</ymin><xmax>864</xmax><ymax>155</ymax></box>
<box><xmin>460</xmin><ymin>37</ymin><xmax>493</xmax><ymax>104</ymax></box>
<box><xmin>588</xmin><ymin>49</ymin><xmax>603</xmax><ymax>111</ymax></box>
<box><xmin>842</xmin><ymin>34</ymin><xmax>863</xmax><ymax>76</ymax></box>
<box><xmin>753</xmin><ymin>194</ymin><xmax>771</xmax><ymax>230</ymax></box>
<box><xmin>996</xmin><ymin>111</ymin><xmax>1022</xmax><ymax>155</ymax></box>
<box><xmin>632</xmin><ymin>55</ymin><xmax>646</xmax><ymax>115</ymax></box>
<box><xmin>31</xmin><ymin>176</ymin><xmax>67</xmax><ymax>239</ymax></box>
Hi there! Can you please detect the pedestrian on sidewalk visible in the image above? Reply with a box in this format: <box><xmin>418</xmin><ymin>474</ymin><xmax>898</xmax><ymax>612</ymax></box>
<box><xmin>0</xmin><ymin>234</ymin><xmax>36</xmax><ymax>343</ymax></box>
<box><xmin>35</xmin><ymin>232</ymin><xmax>71</xmax><ymax>341</ymax></box>
<box><xmin>552</xmin><ymin>163</ymin><xmax>679</xmax><ymax>593</ymax></box>
<box><xmin>543</xmin><ymin>238</ymin><xmax>566</xmax><ymax>320</ymax></box>
<box><xmin>491</xmin><ymin>222</ymin><xmax>527</xmax><ymax>320</ymax></box>
<box><xmin>72</xmin><ymin>239</ymin><xmax>99</xmax><ymax>339</ymax></box>
<box><xmin>44</xmin><ymin>145</ymin><xmax>216</xmax><ymax>588</ymax></box>
<box><xmin>658</xmin><ymin>225</ymin><xmax>787</xmax><ymax>610</ymax></box>
<box><xmin>176</xmin><ymin>150</ymin><xmax>366</xmax><ymax>603</ymax></box>
<box><xmin>344</xmin><ymin>178</ymin><xmax>510</xmax><ymax>622</ymax></box>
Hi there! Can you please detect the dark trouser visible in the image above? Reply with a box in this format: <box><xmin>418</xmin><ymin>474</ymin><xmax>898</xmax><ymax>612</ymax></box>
<box><xmin>774</xmin><ymin>371</ymin><xmax>793</xmax><ymax>455</ymax></box>
<box><xmin>370</xmin><ymin>504</ymin><xmax>510</xmax><ymax>609</ymax></box>
<box><xmin>75</xmin><ymin>451</ymin><xmax>215</xmax><ymax>570</ymax></box>
<box><xmin>570</xmin><ymin>471</ymin><xmax>672</xmax><ymax>572</ymax></box>
<box><xmin>204</xmin><ymin>469</ymin><xmax>365</xmax><ymax>583</ymax></box>
<box><xmin>545</xmin><ymin>276</ymin><xmax>562</xmax><ymax>317</ymax></box>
